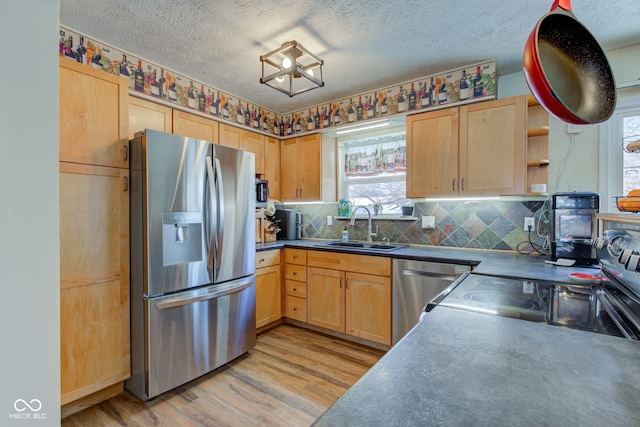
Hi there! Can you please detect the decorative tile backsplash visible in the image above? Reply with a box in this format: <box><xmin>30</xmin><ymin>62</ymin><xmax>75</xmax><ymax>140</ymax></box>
<box><xmin>285</xmin><ymin>199</ymin><xmax>550</xmax><ymax>253</ymax></box>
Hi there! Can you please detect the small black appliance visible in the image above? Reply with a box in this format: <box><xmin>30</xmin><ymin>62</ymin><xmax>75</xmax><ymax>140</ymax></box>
<box><xmin>551</xmin><ymin>192</ymin><xmax>599</xmax><ymax>265</ymax></box>
<box><xmin>274</xmin><ymin>209</ymin><xmax>302</xmax><ymax>240</ymax></box>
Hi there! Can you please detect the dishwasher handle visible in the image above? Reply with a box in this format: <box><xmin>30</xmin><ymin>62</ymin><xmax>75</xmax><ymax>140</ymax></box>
<box><xmin>401</xmin><ymin>268</ymin><xmax>460</xmax><ymax>283</ymax></box>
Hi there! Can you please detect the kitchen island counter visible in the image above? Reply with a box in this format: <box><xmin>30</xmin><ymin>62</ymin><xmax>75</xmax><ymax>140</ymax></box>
<box><xmin>313</xmin><ymin>306</ymin><xmax>640</xmax><ymax>426</ymax></box>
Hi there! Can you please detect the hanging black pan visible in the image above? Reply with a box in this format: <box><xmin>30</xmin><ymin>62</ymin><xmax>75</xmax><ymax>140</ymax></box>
<box><xmin>523</xmin><ymin>0</ymin><xmax>616</xmax><ymax>124</ymax></box>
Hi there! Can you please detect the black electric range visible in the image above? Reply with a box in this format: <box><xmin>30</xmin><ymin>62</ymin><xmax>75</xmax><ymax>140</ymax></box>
<box><xmin>424</xmin><ymin>229</ymin><xmax>640</xmax><ymax>340</ymax></box>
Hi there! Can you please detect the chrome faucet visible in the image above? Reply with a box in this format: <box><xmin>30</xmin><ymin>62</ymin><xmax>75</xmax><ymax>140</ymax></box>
<box><xmin>349</xmin><ymin>205</ymin><xmax>378</xmax><ymax>243</ymax></box>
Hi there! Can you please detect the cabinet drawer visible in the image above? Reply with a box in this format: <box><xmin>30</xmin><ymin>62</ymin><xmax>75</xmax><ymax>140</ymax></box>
<box><xmin>285</xmin><ymin>280</ymin><xmax>307</xmax><ymax>298</ymax></box>
<box><xmin>284</xmin><ymin>248</ymin><xmax>307</xmax><ymax>265</ymax></box>
<box><xmin>285</xmin><ymin>264</ymin><xmax>307</xmax><ymax>282</ymax></box>
<box><xmin>307</xmin><ymin>250</ymin><xmax>391</xmax><ymax>276</ymax></box>
<box><xmin>256</xmin><ymin>249</ymin><xmax>281</xmax><ymax>269</ymax></box>
<box><xmin>284</xmin><ymin>296</ymin><xmax>307</xmax><ymax>322</ymax></box>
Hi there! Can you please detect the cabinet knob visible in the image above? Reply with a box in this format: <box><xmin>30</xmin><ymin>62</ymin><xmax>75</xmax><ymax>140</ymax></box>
<box><xmin>259</xmin><ymin>258</ymin><xmax>265</xmax><ymax>262</ymax></box>
<box><xmin>293</xmin><ymin>255</ymin><xmax>298</xmax><ymax>259</ymax></box>
<box><xmin>293</xmin><ymin>271</ymin><xmax>297</xmax><ymax>276</ymax></box>
<box><xmin>293</xmin><ymin>307</ymin><xmax>297</xmax><ymax>311</ymax></box>
<box><xmin>293</xmin><ymin>287</ymin><xmax>298</xmax><ymax>291</ymax></box>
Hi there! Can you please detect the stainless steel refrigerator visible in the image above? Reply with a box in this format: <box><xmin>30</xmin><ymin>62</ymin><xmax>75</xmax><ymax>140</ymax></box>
<box><xmin>127</xmin><ymin>129</ymin><xmax>256</xmax><ymax>400</ymax></box>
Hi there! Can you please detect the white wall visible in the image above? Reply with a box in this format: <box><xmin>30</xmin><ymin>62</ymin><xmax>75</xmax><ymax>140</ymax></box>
<box><xmin>1</xmin><ymin>1</ymin><xmax>60</xmax><ymax>425</ymax></box>
<box><xmin>497</xmin><ymin>43</ymin><xmax>640</xmax><ymax>195</ymax></box>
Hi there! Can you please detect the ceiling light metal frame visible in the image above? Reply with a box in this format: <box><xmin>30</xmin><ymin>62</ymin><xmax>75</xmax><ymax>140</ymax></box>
<box><xmin>260</xmin><ymin>40</ymin><xmax>324</xmax><ymax>97</ymax></box>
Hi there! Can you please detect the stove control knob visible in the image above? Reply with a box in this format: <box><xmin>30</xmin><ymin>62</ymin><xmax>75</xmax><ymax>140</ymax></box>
<box><xmin>626</xmin><ymin>254</ymin><xmax>640</xmax><ymax>272</ymax></box>
<box><xmin>619</xmin><ymin>248</ymin><xmax>635</xmax><ymax>265</ymax></box>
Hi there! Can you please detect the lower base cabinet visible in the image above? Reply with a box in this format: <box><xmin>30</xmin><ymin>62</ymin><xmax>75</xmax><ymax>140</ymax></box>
<box><xmin>59</xmin><ymin>162</ymin><xmax>130</xmax><ymax>407</ymax></box>
<box><xmin>307</xmin><ymin>251</ymin><xmax>391</xmax><ymax>346</ymax></box>
<box><xmin>256</xmin><ymin>249</ymin><xmax>282</xmax><ymax>328</ymax></box>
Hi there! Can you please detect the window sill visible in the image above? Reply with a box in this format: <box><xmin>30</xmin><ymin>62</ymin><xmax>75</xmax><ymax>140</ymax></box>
<box><xmin>334</xmin><ymin>215</ymin><xmax>417</xmax><ymax>221</ymax></box>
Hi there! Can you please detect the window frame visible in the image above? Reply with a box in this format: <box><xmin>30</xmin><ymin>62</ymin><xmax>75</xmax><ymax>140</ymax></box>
<box><xmin>337</xmin><ymin>125</ymin><xmax>408</xmax><ymax>213</ymax></box>
<box><xmin>599</xmin><ymin>94</ymin><xmax>640</xmax><ymax>213</ymax></box>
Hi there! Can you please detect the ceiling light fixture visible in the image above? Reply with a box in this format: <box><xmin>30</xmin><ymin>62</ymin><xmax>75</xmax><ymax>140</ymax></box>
<box><xmin>260</xmin><ymin>40</ymin><xmax>324</xmax><ymax>97</ymax></box>
<box><xmin>336</xmin><ymin>120</ymin><xmax>390</xmax><ymax>135</ymax></box>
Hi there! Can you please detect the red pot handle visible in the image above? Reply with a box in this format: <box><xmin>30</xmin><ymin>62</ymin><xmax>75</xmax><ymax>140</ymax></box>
<box><xmin>550</xmin><ymin>0</ymin><xmax>572</xmax><ymax>11</ymax></box>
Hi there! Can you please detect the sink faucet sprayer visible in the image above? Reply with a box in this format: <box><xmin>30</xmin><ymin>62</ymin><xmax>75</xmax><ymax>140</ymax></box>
<box><xmin>349</xmin><ymin>206</ymin><xmax>378</xmax><ymax>243</ymax></box>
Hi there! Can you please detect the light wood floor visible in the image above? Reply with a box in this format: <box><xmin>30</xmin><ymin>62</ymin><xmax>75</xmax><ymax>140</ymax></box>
<box><xmin>61</xmin><ymin>324</ymin><xmax>385</xmax><ymax>427</ymax></box>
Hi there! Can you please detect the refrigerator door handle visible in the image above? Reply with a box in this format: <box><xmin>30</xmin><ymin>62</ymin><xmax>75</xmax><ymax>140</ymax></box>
<box><xmin>155</xmin><ymin>279</ymin><xmax>254</xmax><ymax>310</ymax></box>
<box><xmin>214</xmin><ymin>157</ymin><xmax>225</xmax><ymax>276</ymax></box>
<box><xmin>205</xmin><ymin>155</ymin><xmax>216</xmax><ymax>273</ymax></box>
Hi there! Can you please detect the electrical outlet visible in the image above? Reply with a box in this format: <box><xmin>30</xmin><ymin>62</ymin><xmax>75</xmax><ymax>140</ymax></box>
<box><xmin>327</xmin><ymin>215</ymin><xmax>333</xmax><ymax>226</ymax></box>
<box><xmin>422</xmin><ymin>216</ymin><xmax>435</xmax><ymax>229</ymax></box>
<box><xmin>524</xmin><ymin>217</ymin><xmax>535</xmax><ymax>231</ymax></box>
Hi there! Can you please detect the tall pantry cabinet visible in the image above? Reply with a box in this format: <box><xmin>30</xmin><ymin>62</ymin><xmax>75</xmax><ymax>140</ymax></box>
<box><xmin>58</xmin><ymin>58</ymin><xmax>130</xmax><ymax>415</ymax></box>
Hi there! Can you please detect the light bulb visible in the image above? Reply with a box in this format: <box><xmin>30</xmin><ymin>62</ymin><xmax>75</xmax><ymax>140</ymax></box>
<box><xmin>306</xmin><ymin>69</ymin><xmax>314</xmax><ymax>77</ymax></box>
<box><xmin>282</xmin><ymin>57</ymin><xmax>292</xmax><ymax>69</ymax></box>
<box><xmin>276</xmin><ymin>76</ymin><xmax>284</xmax><ymax>83</ymax></box>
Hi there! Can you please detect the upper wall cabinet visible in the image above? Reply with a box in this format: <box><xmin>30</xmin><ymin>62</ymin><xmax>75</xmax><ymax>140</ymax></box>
<box><xmin>406</xmin><ymin>96</ymin><xmax>527</xmax><ymax>198</ymax></box>
<box><xmin>281</xmin><ymin>134</ymin><xmax>322</xmax><ymax>202</ymax></box>
<box><xmin>59</xmin><ymin>58</ymin><xmax>128</xmax><ymax>168</ymax></box>
<box><xmin>459</xmin><ymin>96</ymin><xmax>526</xmax><ymax>196</ymax></box>
<box><xmin>264</xmin><ymin>137</ymin><xmax>281</xmax><ymax>200</ymax></box>
<box><xmin>219</xmin><ymin>123</ymin><xmax>265</xmax><ymax>175</ymax></box>
<box><xmin>128</xmin><ymin>96</ymin><xmax>173</xmax><ymax>139</ymax></box>
<box><xmin>172</xmin><ymin>110</ymin><xmax>219</xmax><ymax>144</ymax></box>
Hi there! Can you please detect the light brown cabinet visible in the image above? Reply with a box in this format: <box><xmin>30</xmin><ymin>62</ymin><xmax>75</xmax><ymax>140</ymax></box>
<box><xmin>128</xmin><ymin>96</ymin><xmax>173</xmax><ymax>139</ymax></box>
<box><xmin>172</xmin><ymin>110</ymin><xmax>219</xmax><ymax>144</ymax></box>
<box><xmin>59</xmin><ymin>58</ymin><xmax>128</xmax><ymax>168</ymax></box>
<box><xmin>255</xmin><ymin>249</ymin><xmax>281</xmax><ymax>328</ymax></box>
<box><xmin>307</xmin><ymin>251</ymin><xmax>391</xmax><ymax>345</ymax></box>
<box><xmin>283</xmin><ymin>248</ymin><xmax>308</xmax><ymax>322</ymax></box>
<box><xmin>59</xmin><ymin>59</ymin><xmax>131</xmax><ymax>413</ymax></box>
<box><xmin>59</xmin><ymin>162</ymin><xmax>130</xmax><ymax>407</ymax></box>
<box><xmin>459</xmin><ymin>96</ymin><xmax>526</xmax><ymax>196</ymax></box>
<box><xmin>281</xmin><ymin>134</ymin><xmax>322</xmax><ymax>201</ymax></box>
<box><xmin>406</xmin><ymin>96</ymin><xmax>527</xmax><ymax>197</ymax></box>
<box><xmin>219</xmin><ymin>123</ymin><xmax>265</xmax><ymax>174</ymax></box>
<box><xmin>264</xmin><ymin>136</ymin><xmax>281</xmax><ymax>200</ymax></box>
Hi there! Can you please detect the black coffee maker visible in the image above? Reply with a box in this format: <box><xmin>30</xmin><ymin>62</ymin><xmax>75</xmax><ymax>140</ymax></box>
<box><xmin>551</xmin><ymin>192</ymin><xmax>599</xmax><ymax>265</ymax></box>
<box><xmin>274</xmin><ymin>209</ymin><xmax>302</xmax><ymax>240</ymax></box>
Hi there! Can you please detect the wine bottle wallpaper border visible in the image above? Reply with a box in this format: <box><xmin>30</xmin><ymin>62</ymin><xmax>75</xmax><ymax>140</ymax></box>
<box><xmin>60</xmin><ymin>26</ymin><xmax>497</xmax><ymax>138</ymax></box>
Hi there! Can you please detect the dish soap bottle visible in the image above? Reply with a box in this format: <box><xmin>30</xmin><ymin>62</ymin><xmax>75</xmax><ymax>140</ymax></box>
<box><xmin>342</xmin><ymin>226</ymin><xmax>349</xmax><ymax>242</ymax></box>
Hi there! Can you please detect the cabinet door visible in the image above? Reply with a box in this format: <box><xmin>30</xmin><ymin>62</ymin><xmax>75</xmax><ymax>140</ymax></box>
<box><xmin>346</xmin><ymin>272</ymin><xmax>391</xmax><ymax>345</ymax></box>
<box><xmin>406</xmin><ymin>108</ymin><xmax>459</xmax><ymax>197</ymax></box>
<box><xmin>128</xmin><ymin>96</ymin><xmax>172</xmax><ymax>139</ymax></box>
<box><xmin>281</xmin><ymin>138</ymin><xmax>300</xmax><ymax>201</ymax></box>
<box><xmin>307</xmin><ymin>267</ymin><xmax>345</xmax><ymax>332</ymax></box>
<box><xmin>242</xmin><ymin>130</ymin><xmax>265</xmax><ymax>175</ymax></box>
<box><xmin>264</xmin><ymin>137</ymin><xmax>281</xmax><ymax>200</ymax></box>
<box><xmin>459</xmin><ymin>96</ymin><xmax>526</xmax><ymax>196</ymax></box>
<box><xmin>297</xmin><ymin>134</ymin><xmax>322</xmax><ymax>201</ymax></box>
<box><xmin>172</xmin><ymin>110</ymin><xmax>218</xmax><ymax>144</ymax></box>
<box><xmin>218</xmin><ymin>122</ymin><xmax>241</xmax><ymax>149</ymax></box>
<box><xmin>59</xmin><ymin>162</ymin><xmax>130</xmax><ymax>405</ymax></box>
<box><xmin>59</xmin><ymin>58</ymin><xmax>128</xmax><ymax>168</ymax></box>
<box><xmin>256</xmin><ymin>265</ymin><xmax>282</xmax><ymax>328</ymax></box>
<box><xmin>281</xmin><ymin>134</ymin><xmax>321</xmax><ymax>201</ymax></box>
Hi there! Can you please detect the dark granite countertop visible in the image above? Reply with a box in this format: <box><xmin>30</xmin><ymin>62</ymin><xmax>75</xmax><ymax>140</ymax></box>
<box><xmin>260</xmin><ymin>239</ymin><xmax>640</xmax><ymax>425</ymax></box>
<box><xmin>257</xmin><ymin>239</ymin><xmax>601</xmax><ymax>283</ymax></box>
<box><xmin>313</xmin><ymin>307</ymin><xmax>640</xmax><ymax>426</ymax></box>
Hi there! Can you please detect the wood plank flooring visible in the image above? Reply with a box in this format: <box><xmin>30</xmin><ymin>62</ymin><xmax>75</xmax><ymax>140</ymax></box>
<box><xmin>61</xmin><ymin>325</ymin><xmax>386</xmax><ymax>427</ymax></box>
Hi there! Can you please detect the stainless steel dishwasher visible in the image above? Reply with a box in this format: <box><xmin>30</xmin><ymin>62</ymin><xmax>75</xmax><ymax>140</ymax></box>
<box><xmin>392</xmin><ymin>259</ymin><xmax>471</xmax><ymax>345</ymax></box>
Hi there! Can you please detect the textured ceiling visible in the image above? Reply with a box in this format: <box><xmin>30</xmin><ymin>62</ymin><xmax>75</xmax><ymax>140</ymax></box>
<box><xmin>60</xmin><ymin>0</ymin><xmax>640</xmax><ymax>114</ymax></box>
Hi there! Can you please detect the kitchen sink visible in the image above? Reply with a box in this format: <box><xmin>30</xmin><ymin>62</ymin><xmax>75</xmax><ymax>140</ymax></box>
<box><xmin>315</xmin><ymin>241</ymin><xmax>408</xmax><ymax>252</ymax></box>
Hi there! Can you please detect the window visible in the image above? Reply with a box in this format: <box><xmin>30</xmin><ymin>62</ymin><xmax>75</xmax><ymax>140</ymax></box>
<box><xmin>338</xmin><ymin>127</ymin><xmax>408</xmax><ymax>214</ymax></box>
<box><xmin>599</xmin><ymin>95</ymin><xmax>640</xmax><ymax>212</ymax></box>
